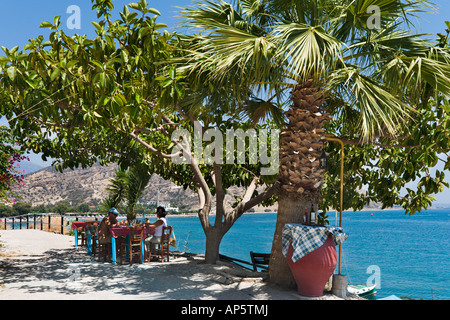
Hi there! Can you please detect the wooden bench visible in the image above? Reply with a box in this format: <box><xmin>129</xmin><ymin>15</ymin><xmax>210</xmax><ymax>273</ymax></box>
<box><xmin>219</xmin><ymin>252</ymin><xmax>271</xmax><ymax>272</ymax></box>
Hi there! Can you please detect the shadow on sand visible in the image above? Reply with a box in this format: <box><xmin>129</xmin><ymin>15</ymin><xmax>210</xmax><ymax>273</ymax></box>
<box><xmin>0</xmin><ymin>247</ymin><xmax>292</xmax><ymax>300</ymax></box>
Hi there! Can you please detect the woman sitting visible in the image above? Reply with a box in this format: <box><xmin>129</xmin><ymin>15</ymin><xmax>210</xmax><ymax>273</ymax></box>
<box><xmin>144</xmin><ymin>206</ymin><xmax>168</xmax><ymax>259</ymax></box>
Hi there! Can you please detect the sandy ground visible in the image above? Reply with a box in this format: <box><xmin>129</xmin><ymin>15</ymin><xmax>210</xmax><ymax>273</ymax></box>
<box><xmin>0</xmin><ymin>229</ymin><xmax>360</xmax><ymax>300</ymax></box>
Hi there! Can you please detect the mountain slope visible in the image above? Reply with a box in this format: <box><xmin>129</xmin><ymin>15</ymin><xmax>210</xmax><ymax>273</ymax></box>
<box><xmin>12</xmin><ymin>163</ymin><xmax>199</xmax><ymax>209</ymax></box>
<box><xmin>12</xmin><ymin>162</ymin><xmax>278</xmax><ymax>212</ymax></box>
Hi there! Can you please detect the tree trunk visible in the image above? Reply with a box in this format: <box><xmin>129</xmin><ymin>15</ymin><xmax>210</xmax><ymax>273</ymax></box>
<box><xmin>204</xmin><ymin>226</ymin><xmax>225</xmax><ymax>264</ymax></box>
<box><xmin>269</xmin><ymin>79</ymin><xmax>330</xmax><ymax>287</ymax></box>
<box><xmin>269</xmin><ymin>194</ymin><xmax>311</xmax><ymax>288</ymax></box>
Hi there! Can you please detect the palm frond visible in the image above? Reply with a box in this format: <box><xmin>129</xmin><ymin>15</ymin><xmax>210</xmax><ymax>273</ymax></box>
<box><xmin>328</xmin><ymin>67</ymin><xmax>414</xmax><ymax>139</ymax></box>
<box><xmin>105</xmin><ymin>169</ymin><xmax>128</xmax><ymax>206</ymax></box>
<box><xmin>274</xmin><ymin>22</ymin><xmax>343</xmax><ymax>81</ymax></box>
<box><xmin>239</xmin><ymin>95</ymin><xmax>286</xmax><ymax>125</ymax></box>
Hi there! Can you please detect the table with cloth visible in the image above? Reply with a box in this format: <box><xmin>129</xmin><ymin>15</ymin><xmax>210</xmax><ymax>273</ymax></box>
<box><xmin>109</xmin><ymin>226</ymin><xmax>155</xmax><ymax>264</ymax></box>
<box><xmin>282</xmin><ymin>224</ymin><xmax>348</xmax><ymax>263</ymax></box>
<box><xmin>71</xmin><ymin>220</ymin><xmax>97</xmax><ymax>247</ymax></box>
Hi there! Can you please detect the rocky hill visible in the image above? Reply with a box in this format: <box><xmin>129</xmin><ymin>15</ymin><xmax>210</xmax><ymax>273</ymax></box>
<box><xmin>12</xmin><ymin>163</ymin><xmax>278</xmax><ymax>212</ymax></box>
<box><xmin>12</xmin><ymin>163</ymin><xmax>198</xmax><ymax>209</ymax></box>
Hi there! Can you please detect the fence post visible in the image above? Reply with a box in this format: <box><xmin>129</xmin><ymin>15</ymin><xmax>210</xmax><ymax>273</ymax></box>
<box><xmin>34</xmin><ymin>214</ymin><xmax>36</xmax><ymax>229</ymax></box>
<box><xmin>48</xmin><ymin>215</ymin><xmax>51</xmax><ymax>232</ymax></box>
<box><xmin>61</xmin><ymin>216</ymin><xmax>64</xmax><ymax>235</ymax></box>
<box><xmin>19</xmin><ymin>216</ymin><xmax>22</xmax><ymax>229</ymax></box>
<box><xmin>40</xmin><ymin>214</ymin><xmax>43</xmax><ymax>230</ymax></box>
<box><xmin>26</xmin><ymin>215</ymin><xmax>29</xmax><ymax>229</ymax></box>
<box><xmin>12</xmin><ymin>217</ymin><xmax>14</xmax><ymax>230</ymax></box>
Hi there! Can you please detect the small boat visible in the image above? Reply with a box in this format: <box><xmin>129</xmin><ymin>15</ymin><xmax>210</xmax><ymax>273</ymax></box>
<box><xmin>348</xmin><ymin>283</ymin><xmax>377</xmax><ymax>299</ymax></box>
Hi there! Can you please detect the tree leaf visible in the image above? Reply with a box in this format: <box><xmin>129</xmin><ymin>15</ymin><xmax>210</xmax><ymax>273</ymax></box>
<box><xmin>50</xmin><ymin>68</ymin><xmax>61</xmax><ymax>81</ymax></box>
<box><xmin>7</xmin><ymin>66</ymin><xmax>16</xmax><ymax>81</ymax></box>
<box><xmin>147</xmin><ymin>8</ymin><xmax>161</xmax><ymax>16</ymax></box>
<box><xmin>39</xmin><ymin>21</ymin><xmax>53</xmax><ymax>29</ymax></box>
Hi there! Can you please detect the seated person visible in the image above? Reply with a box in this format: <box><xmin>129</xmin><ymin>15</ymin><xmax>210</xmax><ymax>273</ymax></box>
<box><xmin>144</xmin><ymin>206</ymin><xmax>168</xmax><ymax>253</ymax></box>
<box><xmin>98</xmin><ymin>207</ymin><xmax>121</xmax><ymax>244</ymax></box>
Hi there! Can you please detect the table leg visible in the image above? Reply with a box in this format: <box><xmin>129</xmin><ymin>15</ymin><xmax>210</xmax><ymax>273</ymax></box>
<box><xmin>87</xmin><ymin>234</ymin><xmax>92</xmax><ymax>255</ymax></box>
<box><xmin>111</xmin><ymin>237</ymin><xmax>116</xmax><ymax>264</ymax></box>
<box><xmin>74</xmin><ymin>229</ymin><xmax>78</xmax><ymax>247</ymax></box>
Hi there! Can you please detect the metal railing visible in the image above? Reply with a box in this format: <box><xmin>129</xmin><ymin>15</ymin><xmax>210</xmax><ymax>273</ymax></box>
<box><xmin>0</xmin><ymin>213</ymin><xmax>96</xmax><ymax>235</ymax></box>
<box><xmin>431</xmin><ymin>288</ymin><xmax>450</xmax><ymax>300</ymax></box>
<box><xmin>1</xmin><ymin>213</ymin><xmax>151</xmax><ymax>235</ymax></box>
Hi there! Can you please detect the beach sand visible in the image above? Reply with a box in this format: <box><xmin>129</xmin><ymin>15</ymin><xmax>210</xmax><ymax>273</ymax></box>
<box><xmin>0</xmin><ymin>229</ymin><xmax>360</xmax><ymax>300</ymax></box>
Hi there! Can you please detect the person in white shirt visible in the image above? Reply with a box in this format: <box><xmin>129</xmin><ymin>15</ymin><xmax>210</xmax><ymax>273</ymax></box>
<box><xmin>144</xmin><ymin>206</ymin><xmax>168</xmax><ymax>258</ymax></box>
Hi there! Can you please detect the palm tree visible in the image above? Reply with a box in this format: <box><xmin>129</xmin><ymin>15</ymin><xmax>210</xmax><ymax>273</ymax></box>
<box><xmin>105</xmin><ymin>164</ymin><xmax>151</xmax><ymax>222</ymax></box>
<box><xmin>105</xmin><ymin>168</ymin><xmax>128</xmax><ymax>209</ymax></box>
<box><xmin>125</xmin><ymin>164</ymin><xmax>152</xmax><ymax>221</ymax></box>
<box><xmin>180</xmin><ymin>0</ymin><xmax>450</xmax><ymax>286</ymax></box>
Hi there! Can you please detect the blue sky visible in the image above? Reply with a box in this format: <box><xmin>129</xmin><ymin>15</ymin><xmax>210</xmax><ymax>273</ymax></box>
<box><xmin>0</xmin><ymin>0</ymin><xmax>448</xmax><ymax>49</ymax></box>
<box><xmin>1</xmin><ymin>0</ymin><xmax>449</xmax><ymax>203</ymax></box>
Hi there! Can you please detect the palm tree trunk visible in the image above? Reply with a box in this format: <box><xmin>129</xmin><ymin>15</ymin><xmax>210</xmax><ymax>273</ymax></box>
<box><xmin>269</xmin><ymin>79</ymin><xmax>330</xmax><ymax>287</ymax></box>
<box><xmin>269</xmin><ymin>194</ymin><xmax>310</xmax><ymax>288</ymax></box>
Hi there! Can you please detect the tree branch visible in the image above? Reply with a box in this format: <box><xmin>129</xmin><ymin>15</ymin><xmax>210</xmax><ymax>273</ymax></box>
<box><xmin>135</xmin><ymin>123</ymin><xmax>179</xmax><ymax>134</ymax></box>
<box><xmin>128</xmin><ymin>131</ymin><xmax>181</xmax><ymax>159</ymax></box>
<box><xmin>241</xmin><ymin>184</ymin><xmax>277</xmax><ymax>213</ymax></box>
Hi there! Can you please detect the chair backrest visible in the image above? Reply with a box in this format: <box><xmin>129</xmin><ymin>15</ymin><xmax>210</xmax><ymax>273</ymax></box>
<box><xmin>129</xmin><ymin>226</ymin><xmax>145</xmax><ymax>243</ymax></box>
<box><xmin>161</xmin><ymin>226</ymin><xmax>172</xmax><ymax>244</ymax></box>
<box><xmin>250</xmin><ymin>252</ymin><xmax>270</xmax><ymax>272</ymax></box>
<box><xmin>85</xmin><ymin>224</ymin><xmax>99</xmax><ymax>236</ymax></box>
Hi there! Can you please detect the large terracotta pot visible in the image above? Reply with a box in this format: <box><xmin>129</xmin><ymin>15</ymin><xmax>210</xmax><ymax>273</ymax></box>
<box><xmin>287</xmin><ymin>235</ymin><xmax>337</xmax><ymax>297</ymax></box>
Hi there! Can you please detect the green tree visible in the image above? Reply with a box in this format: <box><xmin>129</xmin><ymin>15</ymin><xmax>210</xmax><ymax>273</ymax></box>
<box><xmin>105</xmin><ymin>163</ymin><xmax>151</xmax><ymax>221</ymax></box>
<box><xmin>32</xmin><ymin>204</ymin><xmax>47</xmax><ymax>213</ymax></box>
<box><xmin>180</xmin><ymin>0</ymin><xmax>450</xmax><ymax>286</ymax></box>
<box><xmin>12</xmin><ymin>202</ymin><xmax>32</xmax><ymax>216</ymax></box>
<box><xmin>54</xmin><ymin>201</ymin><xmax>71</xmax><ymax>214</ymax></box>
<box><xmin>104</xmin><ymin>169</ymin><xmax>128</xmax><ymax>209</ymax></box>
<box><xmin>78</xmin><ymin>203</ymin><xmax>90</xmax><ymax>213</ymax></box>
<box><xmin>0</xmin><ymin>204</ymin><xmax>15</xmax><ymax>217</ymax></box>
<box><xmin>0</xmin><ymin>0</ymin><xmax>277</xmax><ymax>264</ymax></box>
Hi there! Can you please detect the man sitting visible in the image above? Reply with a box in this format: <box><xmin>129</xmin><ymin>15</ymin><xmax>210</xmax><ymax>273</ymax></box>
<box><xmin>98</xmin><ymin>207</ymin><xmax>121</xmax><ymax>244</ymax></box>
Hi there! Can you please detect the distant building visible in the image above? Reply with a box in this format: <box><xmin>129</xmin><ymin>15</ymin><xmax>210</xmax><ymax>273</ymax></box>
<box><xmin>140</xmin><ymin>201</ymin><xmax>156</xmax><ymax>205</ymax></box>
<box><xmin>159</xmin><ymin>202</ymin><xmax>170</xmax><ymax>208</ymax></box>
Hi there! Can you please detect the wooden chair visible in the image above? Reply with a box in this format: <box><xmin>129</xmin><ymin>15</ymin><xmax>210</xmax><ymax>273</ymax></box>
<box><xmin>98</xmin><ymin>237</ymin><xmax>112</xmax><ymax>263</ymax></box>
<box><xmin>90</xmin><ymin>224</ymin><xmax>100</xmax><ymax>256</ymax></box>
<box><xmin>120</xmin><ymin>226</ymin><xmax>145</xmax><ymax>265</ymax></box>
<box><xmin>78</xmin><ymin>221</ymin><xmax>96</xmax><ymax>247</ymax></box>
<box><xmin>77</xmin><ymin>227</ymin><xmax>86</xmax><ymax>247</ymax></box>
<box><xmin>250</xmin><ymin>252</ymin><xmax>270</xmax><ymax>272</ymax></box>
<box><xmin>148</xmin><ymin>226</ymin><xmax>172</xmax><ymax>263</ymax></box>
<box><xmin>84</xmin><ymin>223</ymin><xmax>99</xmax><ymax>256</ymax></box>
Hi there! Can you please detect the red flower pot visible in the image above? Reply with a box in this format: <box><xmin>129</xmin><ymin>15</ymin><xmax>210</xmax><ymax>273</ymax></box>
<box><xmin>287</xmin><ymin>235</ymin><xmax>337</xmax><ymax>297</ymax></box>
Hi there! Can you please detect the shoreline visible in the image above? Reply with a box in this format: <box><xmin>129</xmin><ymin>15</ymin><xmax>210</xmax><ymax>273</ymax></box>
<box><xmin>1</xmin><ymin>207</ymin><xmax>444</xmax><ymax>226</ymax></box>
<box><xmin>157</xmin><ymin>206</ymin><xmax>436</xmax><ymax>218</ymax></box>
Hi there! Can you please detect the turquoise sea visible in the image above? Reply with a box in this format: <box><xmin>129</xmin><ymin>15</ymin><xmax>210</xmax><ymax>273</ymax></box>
<box><xmin>166</xmin><ymin>208</ymin><xmax>449</xmax><ymax>300</ymax></box>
